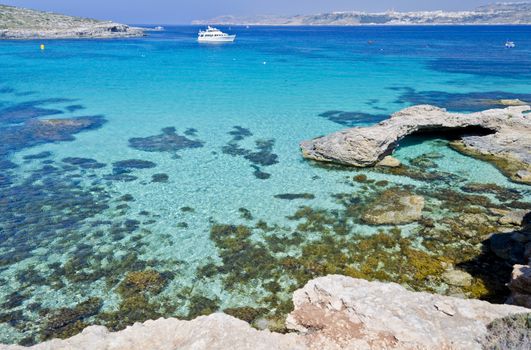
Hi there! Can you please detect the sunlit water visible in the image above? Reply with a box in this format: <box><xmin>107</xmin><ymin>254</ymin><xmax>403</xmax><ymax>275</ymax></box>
<box><xmin>0</xmin><ymin>26</ymin><xmax>530</xmax><ymax>344</ymax></box>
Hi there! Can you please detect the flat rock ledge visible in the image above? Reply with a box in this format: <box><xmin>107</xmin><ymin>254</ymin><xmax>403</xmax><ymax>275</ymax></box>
<box><xmin>2</xmin><ymin>276</ymin><xmax>528</xmax><ymax>350</ymax></box>
<box><xmin>300</xmin><ymin>105</ymin><xmax>531</xmax><ymax>184</ymax></box>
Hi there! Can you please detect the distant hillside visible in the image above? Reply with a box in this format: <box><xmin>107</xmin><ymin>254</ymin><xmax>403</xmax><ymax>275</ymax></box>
<box><xmin>0</xmin><ymin>4</ymin><xmax>144</xmax><ymax>39</ymax></box>
<box><xmin>193</xmin><ymin>2</ymin><xmax>531</xmax><ymax>26</ymax></box>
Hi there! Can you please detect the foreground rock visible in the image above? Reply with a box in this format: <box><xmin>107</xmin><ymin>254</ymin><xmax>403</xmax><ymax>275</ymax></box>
<box><xmin>508</xmin><ymin>265</ymin><xmax>531</xmax><ymax>308</ymax></box>
<box><xmin>0</xmin><ymin>4</ymin><xmax>143</xmax><ymax>39</ymax></box>
<box><xmin>286</xmin><ymin>276</ymin><xmax>528</xmax><ymax>350</ymax></box>
<box><xmin>300</xmin><ymin>105</ymin><xmax>531</xmax><ymax>184</ymax></box>
<box><xmin>3</xmin><ymin>276</ymin><xmax>528</xmax><ymax>350</ymax></box>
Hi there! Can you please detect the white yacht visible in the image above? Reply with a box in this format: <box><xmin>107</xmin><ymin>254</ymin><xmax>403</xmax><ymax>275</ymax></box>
<box><xmin>505</xmin><ymin>40</ymin><xmax>515</xmax><ymax>48</ymax></box>
<box><xmin>198</xmin><ymin>26</ymin><xmax>236</xmax><ymax>43</ymax></box>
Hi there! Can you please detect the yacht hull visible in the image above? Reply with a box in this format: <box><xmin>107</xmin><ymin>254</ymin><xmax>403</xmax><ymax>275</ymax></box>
<box><xmin>198</xmin><ymin>35</ymin><xmax>236</xmax><ymax>43</ymax></box>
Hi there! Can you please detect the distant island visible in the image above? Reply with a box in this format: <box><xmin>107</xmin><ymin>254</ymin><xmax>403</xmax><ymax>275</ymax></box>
<box><xmin>193</xmin><ymin>2</ymin><xmax>531</xmax><ymax>26</ymax></box>
<box><xmin>0</xmin><ymin>4</ymin><xmax>144</xmax><ymax>39</ymax></box>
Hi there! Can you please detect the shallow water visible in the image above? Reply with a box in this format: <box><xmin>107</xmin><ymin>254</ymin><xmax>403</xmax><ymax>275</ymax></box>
<box><xmin>0</xmin><ymin>26</ymin><xmax>530</xmax><ymax>344</ymax></box>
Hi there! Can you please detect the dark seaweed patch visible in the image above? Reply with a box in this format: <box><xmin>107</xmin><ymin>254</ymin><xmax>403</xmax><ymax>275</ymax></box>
<box><xmin>0</xmin><ymin>159</ymin><xmax>17</xmax><ymax>170</ymax></box>
<box><xmin>228</xmin><ymin>126</ymin><xmax>253</xmax><ymax>141</ymax></box>
<box><xmin>392</xmin><ymin>87</ymin><xmax>531</xmax><ymax>112</ymax></box>
<box><xmin>151</xmin><ymin>173</ymin><xmax>169</xmax><ymax>183</ymax></box>
<box><xmin>23</xmin><ymin>151</ymin><xmax>52</xmax><ymax>160</ymax></box>
<box><xmin>430</xmin><ymin>57</ymin><xmax>531</xmax><ymax>79</ymax></box>
<box><xmin>184</xmin><ymin>128</ymin><xmax>198</xmax><ymax>136</ymax></box>
<box><xmin>251</xmin><ymin>165</ymin><xmax>271</xmax><ymax>179</ymax></box>
<box><xmin>103</xmin><ymin>174</ymin><xmax>138</xmax><ymax>182</ymax></box>
<box><xmin>318</xmin><ymin>110</ymin><xmax>388</xmax><ymax>127</ymax></box>
<box><xmin>65</xmin><ymin>105</ymin><xmax>85</xmax><ymax>113</ymax></box>
<box><xmin>274</xmin><ymin>193</ymin><xmax>315</xmax><ymax>200</ymax></box>
<box><xmin>62</xmin><ymin>157</ymin><xmax>106</xmax><ymax>169</ymax></box>
<box><xmin>0</xmin><ymin>87</ymin><xmax>15</xmax><ymax>94</ymax></box>
<box><xmin>0</xmin><ymin>98</ymin><xmax>72</xmax><ymax>124</ymax></box>
<box><xmin>112</xmin><ymin>159</ymin><xmax>156</xmax><ymax>170</ymax></box>
<box><xmin>222</xmin><ymin>126</ymin><xmax>278</xmax><ymax>180</ymax></box>
<box><xmin>128</xmin><ymin>127</ymin><xmax>203</xmax><ymax>155</ymax></box>
<box><xmin>0</xmin><ymin>116</ymin><xmax>106</xmax><ymax>159</ymax></box>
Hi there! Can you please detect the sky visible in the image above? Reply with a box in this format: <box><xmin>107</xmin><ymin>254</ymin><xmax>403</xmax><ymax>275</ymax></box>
<box><xmin>2</xmin><ymin>0</ymin><xmax>495</xmax><ymax>24</ymax></box>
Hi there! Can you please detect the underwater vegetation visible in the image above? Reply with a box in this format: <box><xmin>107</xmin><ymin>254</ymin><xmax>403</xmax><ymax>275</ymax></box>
<box><xmin>0</xmin><ymin>115</ymin><xmax>106</xmax><ymax>160</ymax></box>
<box><xmin>112</xmin><ymin>159</ymin><xmax>157</xmax><ymax>170</ymax></box>
<box><xmin>274</xmin><ymin>193</ymin><xmax>316</xmax><ymax>200</ymax></box>
<box><xmin>392</xmin><ymin>87</ymin><xmax>531</xmax><ymax>112</ymax></box>
<box><xmin>151</xmin><ymin>173</ymin><xmax>169</xmax><ymax>183</ymax></box>
<box><xmin>318</xmin><ymin>110</ymin><xmax>388</xmax><ymax>127</ymax></box>
<box><xmin>65</xmin><ymin>104</ymin><xmax>85</xmax><ymax>113</ymax></box>
<box><xmin>128</xmin><ymin>126</ymin><xmax>204</xmax><ymax>156</ymax></box>
<box><xmin>62</xmin><ymin>157</ymin><xmax>106</xmax><ymax>169</ymax></box>
<box><xmin>22</xmin><ymin>151</ymin><xmax>52</xmax><ymax>160</ymax></box>
<box><xmin>430</xmin><ymin>56</ymin><xmax>531</xmax><ymax>78</ymax></box>
<box><xmin>0</xmin><ymin>98</ymin><xmax>70</xmax><ymax>124</ymax></box>
<box><xmin>222</xmin><ymin>126</ymin><xmax>279</xmax><ymax>179</ymax></box>
<box><xmin>101</xmin><ymin>159</ymin><xmax>158</xmax><ymax>183</ymax></box>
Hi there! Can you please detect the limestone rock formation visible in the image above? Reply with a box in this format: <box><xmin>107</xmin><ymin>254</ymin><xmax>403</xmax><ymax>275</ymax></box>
<box><xmin>286</xmin><ymin>275</ymin><xmax>529</xmax><ymax>350</ymax></box>
<box><xmin>0</xmin><ymin>4</ymin><xmax>144</xmax><ymax>39</ymax></box>
<box><xmin>3</xmin><ymin>276</ymin><xmax>528</xmax><ymax>350</ymax></box>
<box><xmin>300</xmin><ymin>105</ymin><xmax>531</xmax><ymax>184</ymax></box>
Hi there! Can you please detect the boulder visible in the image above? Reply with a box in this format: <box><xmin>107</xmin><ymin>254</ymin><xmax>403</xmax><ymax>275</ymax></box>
<box><xmin>507</xmin><ymin>265</ymin><xmax>531</xmax><ymax>308</ymax></box>
<box><xmin>376</xmin><ymin>155</ymin><xmax>401</xmax><ymax>167</ymax></box>
<box><xmin>361</xmin><ymin>189</ymin><xmax>425</xmax><ymax>225</ymax></box>
<box><xmin>442</xmin><ymin>269</ymin><xmax>473</xmax><ymax>287</ymax></box>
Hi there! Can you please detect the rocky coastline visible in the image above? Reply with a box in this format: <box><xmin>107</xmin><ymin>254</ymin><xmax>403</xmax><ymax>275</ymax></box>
<box><xmin>0</xmin><ymin>5</ymin><xmax>144</xmax><ymax>39</ymax></box>
<box><xmin>301</xmin><ymin>104</ymin><xmax>531</xmax><ymax>184</ymax></box>
<box><xmin>1</xmin><ymin>275</ymin><xmax>528</xmax><ymax>350</ymax></box>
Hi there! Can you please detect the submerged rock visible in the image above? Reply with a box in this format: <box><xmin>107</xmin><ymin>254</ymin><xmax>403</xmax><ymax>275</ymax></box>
<box><xmin>301</xmin><ymin>105</ymin><xmax>531</xmax><ymax>184</ymax></box>
<box><xmin>499</xmin><ymin>210</ymin><xmax>529</xmax><ymax>226</ymax></box>
<box><xmin>361</xmin><ymin>188</ymin><xmax>425</xmax><ymax>225</ymax></box>
<box><xmin>6</xmin><ymin>275</ymin><xmax>528</xmax><ymax>350</ymax></box>
<box><xmin>376</xmin><ymin>155</ymin><xmax>401</xmax><ymax>167</ymax></box>
<box><xmin>442</xmin><ymin>269</ymin><xmax>473</xmax><ymax>287</ymax></box>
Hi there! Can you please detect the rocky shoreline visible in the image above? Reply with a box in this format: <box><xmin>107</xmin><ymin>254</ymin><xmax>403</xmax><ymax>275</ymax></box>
<box><xmin>301</xmin><ymin>104</ymin><xmax>531</xmax><ymax>184</ymax></box>
<box><xmin>1</xmin><ymin>275</ymin><xmax>528</xmax><ymax>350</ymax></box>
<box><xmin>0</xmin><ymin>5</ymin><xmax>144</xmax><ymax>39</ymax></box>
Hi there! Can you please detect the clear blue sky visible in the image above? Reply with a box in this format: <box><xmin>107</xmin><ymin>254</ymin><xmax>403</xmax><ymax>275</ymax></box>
<box><xmin>2</xmin><ymin>1</ymin><xmax>493</xmax><ymax>24</ymax></box>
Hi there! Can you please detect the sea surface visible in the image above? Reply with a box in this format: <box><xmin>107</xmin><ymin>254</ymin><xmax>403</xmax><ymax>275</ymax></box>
<box><xmin>1</xmin><ymin>26</ymin><xmax>530</xmax><ymax>344</ymax></box>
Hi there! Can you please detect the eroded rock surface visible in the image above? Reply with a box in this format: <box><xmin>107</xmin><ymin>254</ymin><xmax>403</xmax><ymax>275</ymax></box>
<box><xmin>286</xmin><ymin>275</ymin><xmax>529</xmax><ymax>350</ymax></box>
<box><xmin>300</xmin><ymin>105</ymin><xmax>531</xmax><ymax>183</ymax></box>
<box><xmin>3</xmin><ymin>276</ymin><xmax>528</xmax><ymax>350</ymax></box>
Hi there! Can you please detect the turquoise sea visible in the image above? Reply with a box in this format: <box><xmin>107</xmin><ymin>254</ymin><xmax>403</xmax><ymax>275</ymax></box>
<box><xmin>1</xmin><ymin>26</ymin><xmax>531</xmax><ymax>344</ymax></box>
